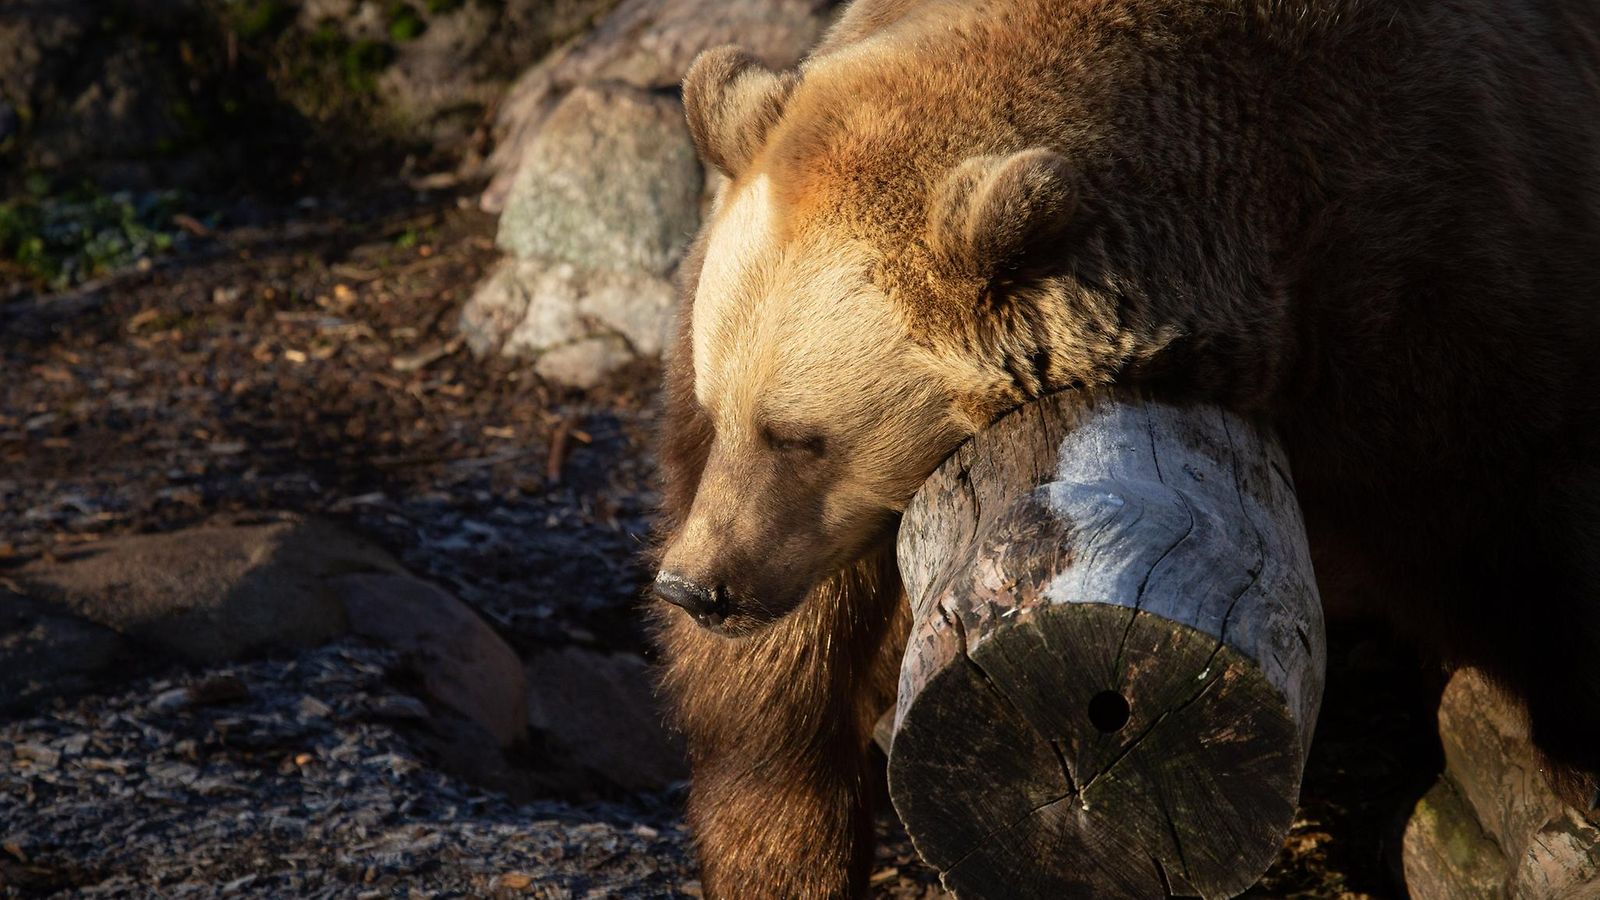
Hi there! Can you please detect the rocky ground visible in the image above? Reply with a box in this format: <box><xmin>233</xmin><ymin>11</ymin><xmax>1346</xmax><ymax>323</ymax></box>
<box><xmin>0</xmin><ymin>194</ymin><xmax>952</xmax><ymax>898</ymax></box>
<box><xmin>0</xmin><ymin>640</ymin><xmax>692</xmax><ymax>898</ymax></box>
<box><xmin>0</xmin><ymin>192</ymin><xmax>1447</xmax><ymax>898</ymax></box>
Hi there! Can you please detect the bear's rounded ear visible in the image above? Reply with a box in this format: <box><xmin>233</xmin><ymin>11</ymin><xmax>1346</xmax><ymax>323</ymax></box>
<box><xmin>682</xmin><ymin>46</ymin><xmax>799</xmax><ymax>179</ymax></box>
<box><xmin>927</xmin><ymin>148</ymin><xmax>1079</xmax><ymax>281</ymax></box>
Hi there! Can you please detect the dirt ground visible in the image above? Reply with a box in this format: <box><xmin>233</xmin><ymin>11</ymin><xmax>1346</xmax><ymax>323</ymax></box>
<box><xmin>1</xmin><ymin>189</ymin><xmax>1447</xmax><ymax>897</ymax></box>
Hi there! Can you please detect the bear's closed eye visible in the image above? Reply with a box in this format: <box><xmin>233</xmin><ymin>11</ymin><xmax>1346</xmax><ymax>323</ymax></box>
<box><xmin>761</xmin><ymin>424</ymin><xmax>828</xmax><ymax>456</ymax></box>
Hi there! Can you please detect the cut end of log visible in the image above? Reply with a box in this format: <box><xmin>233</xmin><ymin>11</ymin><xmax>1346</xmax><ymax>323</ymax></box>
<box><xmin>890</xmin><ymin>603</ymin><xmax>1307</xmax><ymax>898</ymax></box>
<box><xmin>889</xmin><ymin>390</ymin><xmax>1325</xmax><ymax>899</ymax></box>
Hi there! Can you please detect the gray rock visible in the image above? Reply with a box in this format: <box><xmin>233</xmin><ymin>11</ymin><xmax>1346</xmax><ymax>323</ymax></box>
<box><xmin>480</xmin><ymin>0</ymin><xmax>838</xmax><ymax>211</ymax></box>
<box><xmin>460</xmin><ymin>259</ymin><xmax>631</xmax><ymax>386</ymax></box>
<box><xmin>534</xmin><ymin>334</ymin><xmax>637</xmax><ymax>389</ymax></box>
<box><xmin>500</xmin><ymin>261</ymin><xmax>590</xmax><ymax>356</ymax></box>
<box><xmin>525</xmin><ymin>647</ymin><xmax>687</xmax><ymax>793</ymax></box>
<box><xmin>0</xmin><ymin>589</ymin><xmax>133</xmax><ymax>713</ymax></box>
<box><xmin>576</xmin><ymin>270</ymin><xmax>675</xmax><ymax>357</ymax></box>
<box><xmin>462</xmin><ymin>80</ymin><xmax>692</xmax><ymax>384</ymax></box>
<box><xmin>496</xmin><ymin>83</ymin><xmax>702</xmax><ymax>276</ymax></box>
<box><xmin>15</xmin><ymin>516</ymin><xmax>403</xmax><ymax>664</ymax></box>
<box><xmin>462</xmin><ymin>257</ymin><xmax>673</xmax><ymax>367</ymax></box>
<box><xmin>338</xmin><ymin>572</ymin><xmax>529</xmax><ymax>747</ymax></box>
<box><xmin>458</xmin><ymin>258</ymin><xmax>536</xmax><ymax>357</ymax></box>
<box><xmin>376</xmin><ymin>2</ymin><xmax>504</xmax><ymax>139</ymax></box>
<box><xmin>560</xmin><ymin>0</ymin><xmax>836</xmax><ymax>88</ymax></box>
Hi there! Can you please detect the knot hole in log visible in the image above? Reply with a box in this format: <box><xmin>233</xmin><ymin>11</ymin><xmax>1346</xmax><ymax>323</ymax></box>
<box><xmin>1087</xmin><ymin>689</ymin><xmax>1131</xmax><ymax>734</ymax></box>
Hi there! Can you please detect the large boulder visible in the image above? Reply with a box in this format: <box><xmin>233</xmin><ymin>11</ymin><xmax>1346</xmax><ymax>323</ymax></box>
<box><xmin>0</xmin><ymin>588</ymin><xmax>135</xmax><ymax>714</ymax></box>
<box><xmin>462</xmin><ymin>0</ymin><xmax>839</xmax><ymax>387</ymax></box>
<box><xmin>14</xmin><ymin>516</ymin><xmax>402</xmax><ymax>664</ymax></box>
<box><xmin>338</xmin><ymin>572</ymin><xmax>529</xmax><ymax>747</ymax></box>
<box><xmin>525</xmin><ymin>647</ymin><xmax>686</xmax><ymax>793</ymax></box>
<box><xmin>496</xmin><ymin>84</ymin><xmax>701</xmax><ymax>275</ymax></box>
<box><xmin>459</xmin><ymin>83</ymin><xmax>699</xmax><ymax>386</ymax></box>
<box><xmin>480</xmin><ymin>0</ymin><xmax>841</xmax><ymax>212</ymax></box>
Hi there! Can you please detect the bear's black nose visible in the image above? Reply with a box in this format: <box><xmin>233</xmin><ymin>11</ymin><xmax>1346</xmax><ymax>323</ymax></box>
<box><xmin>653</xmin><ymin>571</ymin><xmax>722</xmax><ymax>619</ymax></box>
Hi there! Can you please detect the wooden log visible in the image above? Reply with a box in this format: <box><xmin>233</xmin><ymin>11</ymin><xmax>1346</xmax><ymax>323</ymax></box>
<box><xmin>1403</xmin><ymin>667</ymin><xmax>1600</xmax><ymax>899</ymax></box>
<box><xmin>1403</xmin><ymin>777</ymin><xmax>1511</xmax><ymax>900</ymax></box>
<box><xmin>887</xmin><ymin>389</ymin><xmax>1326</xmax><ymax>899</ymax></box>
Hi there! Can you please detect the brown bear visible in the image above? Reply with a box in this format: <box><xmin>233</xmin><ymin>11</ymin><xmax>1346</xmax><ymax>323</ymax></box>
<box><xmin>649</xmin><ymin>0</ymin><xmax>1600</xmax><ymax>896</ymax></box>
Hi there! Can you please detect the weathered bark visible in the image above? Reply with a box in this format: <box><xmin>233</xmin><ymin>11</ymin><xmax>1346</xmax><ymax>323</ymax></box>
<box><xmin>1403</xmin><ymin>668</ymin><xmax>1600</xmax><ymax>900</ymax></box>
<box><xmin>887</xmin><ymin>389</ymin><xmax>1326</xmax><ymax>899</ymax></box>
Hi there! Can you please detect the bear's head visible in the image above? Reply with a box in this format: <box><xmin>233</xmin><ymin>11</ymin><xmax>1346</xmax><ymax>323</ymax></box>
<box><xmin>654</xmin><ymin>46</ymin><xmax>1088</xmax><ymax>636</ymax></box>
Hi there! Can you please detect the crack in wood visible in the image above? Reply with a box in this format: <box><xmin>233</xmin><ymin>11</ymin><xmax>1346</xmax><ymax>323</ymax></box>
<box><xmin>940</xmin><ymin>780</ymin><xmax>1079</xmax><ymax>878</ymax></box>
<box><xmin>936</xmin><ymin>649</ymin><xmax>1079</xmax><ymax>876</ymax></box>
<box><xmin>1048</xmin><ymin>738</ymin><xmax>1078</xmax><ymax>795</ymax></box>
<box><xmin>1157</xmin><ymin>782</ymin><xmax>1195</xmax><ymax>891</ymax></box>
<box><xmin>1075</xmin><ymin>665</ymin><xmax>1226</xmax><ymax>801</ymax></box>
<box><xmin>1108</xmin><ymin>407</ymin><xmax>1197</xmax><ymax>688</ymax></box>
<box><xmin>959</xmin><ymin>460</ymin><xmax>982</xmax><ymax>533</ymax></box>
<box><xmin>937</xmin><ymin>593</ymin><xmax>1101</xmax><ymax>879</ymax></box>
<box><xmin>1152</xmin><ymin>854</ymin><xmax>1174</xmax><ymax>896</ymax></box>
<box><xmin>1216</xmin><ymin>416</ymin><xmax>1268</xmax><ymax>649</ymax></box>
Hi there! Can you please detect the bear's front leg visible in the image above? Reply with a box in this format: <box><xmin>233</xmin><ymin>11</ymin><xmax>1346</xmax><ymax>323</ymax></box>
<box><xmin>654</xmin><ymin>552</ymin><xmax>908</xmax><ymax>899</ymax></box>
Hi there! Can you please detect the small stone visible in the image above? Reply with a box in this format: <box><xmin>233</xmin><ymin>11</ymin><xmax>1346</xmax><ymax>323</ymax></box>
<box><xmin>150</xmin><ymin>687</ymin><xmax>191</xmax><ymax>713</ymax></box>
<box><xmin>495</xmin><ymin>872</ymin><xmax>533</xmax><ymax>890</ymax></box>
<box><xmin>14</xmin><ymin>742</ymin><xmax>60</xmax><ymax>769</ymax></box>
<box><xmin>371</xmin><ymin>695</ymin><xmax>430</xmax><ymax>720</ymax></box>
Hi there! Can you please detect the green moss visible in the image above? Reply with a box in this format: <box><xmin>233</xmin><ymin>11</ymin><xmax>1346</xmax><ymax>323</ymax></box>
<box><xmin>425</xmin><ymin>0</ymin><xmax>464</xmax><ymax>13</ymax></box>
<box><xmin>387</xmin><ymin>3</ymin><xmax>427</xmax><ymax>42</ymax></box>
<box><xmin>231</xmin><ymin>0</ymin><xmax>294</xmax><ymax>40</ymax></box>
<box><xmin>342</xmin><ymin>40</ymin><xmax>394</xmax><ymax>94</ymax></box>
<box><xmin>308</xmin><ymin>22</ymin><xmax>344</xmax><ymax>53</ymax></box>
<box><xmin>0</xmin><ymin>185</ymin><xmax>192</xmax><ymax>289</ymax></box>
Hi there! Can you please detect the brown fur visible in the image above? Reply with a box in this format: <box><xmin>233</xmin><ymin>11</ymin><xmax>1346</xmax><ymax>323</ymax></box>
<box><xmin>654</xmin><ymin>1</ymin><xmax>1600</xmax><ymax>896</ymax></box>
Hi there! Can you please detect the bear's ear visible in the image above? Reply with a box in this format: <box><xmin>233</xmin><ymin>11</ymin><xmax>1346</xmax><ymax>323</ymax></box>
<box><xmin>682</xmin><ymin>46</ymin><xmax>798</xmax><ymax>179</ymax></box>
<box><xmin>927</xmin><ymin>148</ymin><xmax>1079</xmax><ymax>281</ymax></box>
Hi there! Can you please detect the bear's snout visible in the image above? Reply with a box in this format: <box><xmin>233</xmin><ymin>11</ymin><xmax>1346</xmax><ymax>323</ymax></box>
<box><xmin>653</xmin><ymin>570</ymin><xmax>729</xmax><ymax>627</ymax></box>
